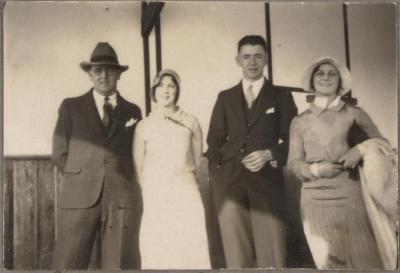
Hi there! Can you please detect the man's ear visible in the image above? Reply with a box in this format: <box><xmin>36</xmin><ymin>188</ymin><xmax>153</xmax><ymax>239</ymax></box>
<box><xmin>235</xmin><ymin>55</ymin><xmax>241</xmax><ymax>66</ymax></box>
<box><xmin>262</xmin><ymin>53</ymin><xmax>268</xmax><ymax>67</ymax></box>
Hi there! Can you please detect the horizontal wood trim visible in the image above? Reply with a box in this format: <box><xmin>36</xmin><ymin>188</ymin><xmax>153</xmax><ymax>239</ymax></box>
<box><xmin>276</xmin><ymin>86</ymin><xmax>306</xmax><ymax>93</ymax></box>
<box><xmin>4</xmin><ymin>155</ymin><xmax>51</xmax><ymax>161</ymax></box>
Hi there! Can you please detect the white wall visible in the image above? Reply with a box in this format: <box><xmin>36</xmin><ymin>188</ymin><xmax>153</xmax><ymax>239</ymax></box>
<box><xmin>160</xmin><ymin>2</ymin><xmax>397</xmax><ymax>149</ymax></box>
<box><xmin>348</xmin><ymin>3</ymin><xmax>397</xmax><ymax>148</ymax></box>
<box><xmin>160</xmin><ymin>1</ymin><xmax>266</xmax><ymax>147</ymax></box>
<box><xmin>4</xmin><ymin>1</ymin><xmax>145</xmax><ymax>155</ymax></box>
<box><xmin>270</xmin><ymin>2</ymin><xmax>397</xmax><ymax>147</ymax></box>
<box><xmin>270</xmin><ymin>2</ymin><xmax>346</xmax><ymax>113</ymax></box>
<box><xmin>4</xmin><ymin>2</ymin><xmax>397</xmax><ymax>155</ymax></box>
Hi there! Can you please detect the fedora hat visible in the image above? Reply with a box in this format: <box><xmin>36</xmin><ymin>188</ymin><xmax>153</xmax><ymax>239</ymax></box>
<box><xmin>80</xmin><ymin>42</ymin><xmax>129</xmax><ymax>72</ymax></box>
<box><xmin>301</xmin><ymin>56</ymin><xmax>352</xmax><ymax>96</ymax></box>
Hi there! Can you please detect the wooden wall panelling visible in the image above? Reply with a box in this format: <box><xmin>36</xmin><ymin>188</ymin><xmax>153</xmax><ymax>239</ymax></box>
<box><xmin>36</xmin><ymin>160</ymin><xmax>56</xmax><ymax>269</ymax></box>
<box><xmin>13</xmin><ymin>160</ymin><xmax>38</xmax><ymax>269</ymax></box>
<box><xmin>3</xmin><ymin>159</ymin><xmax>14</xmax><ymax>269</ymax></box>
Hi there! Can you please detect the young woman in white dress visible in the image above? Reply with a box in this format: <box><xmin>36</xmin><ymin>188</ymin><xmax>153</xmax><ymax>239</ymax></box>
<box><xmin>133</xmin><ymin>69</ymin><xmax>211</xmax><ymax>269</ymax></box>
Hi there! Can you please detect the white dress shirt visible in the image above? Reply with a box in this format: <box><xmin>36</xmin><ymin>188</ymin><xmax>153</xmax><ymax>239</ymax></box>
<box><xmin>92</xmin><ymin>90</ymin><xmax>117</xmax><ymax>119</ymax></box>
<box><xmin>242</xmin><ymin>77</ymin><xmax>265</xmax><ymax>100</ymax></box>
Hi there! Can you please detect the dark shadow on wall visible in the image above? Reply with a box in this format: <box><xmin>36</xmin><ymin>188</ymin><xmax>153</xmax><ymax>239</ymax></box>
<box><xmin>197</xmin><ymin>158</ymin><xmax>226</xmax><ymax>269</ymax></box>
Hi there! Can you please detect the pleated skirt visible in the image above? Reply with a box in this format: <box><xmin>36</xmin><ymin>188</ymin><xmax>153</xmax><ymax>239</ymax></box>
<box><xmin>301</xmin><ymin>203</ymin><xmax>383</xmax><ymax>270</ymax></box>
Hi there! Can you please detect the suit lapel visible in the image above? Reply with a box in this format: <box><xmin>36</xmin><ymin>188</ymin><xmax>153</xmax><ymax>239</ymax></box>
<box><xmin>107</xmin><ymin>93</ymin><xmax>130</xmax><ymax>139</ymax></box>
<box><xmin>230</xmin><ymin>82</ymin><xmax>247</xmax><ymax>127</ymax></box>
<box><xmin>79</xmin><ymin>90</ymin><xmax>106</xmax><ymax>137</ymax></box>
<box><xmin>248</xmin><ymin>79</ymin><xmax>276</xmax><ymax>127</ymax></box>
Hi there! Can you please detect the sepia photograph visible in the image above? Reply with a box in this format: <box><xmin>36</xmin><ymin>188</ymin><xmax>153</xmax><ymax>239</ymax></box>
<box><xmin>2</xmin><ymin>0</ymin><xmax>398</xmax><ymax>271</ymax></box>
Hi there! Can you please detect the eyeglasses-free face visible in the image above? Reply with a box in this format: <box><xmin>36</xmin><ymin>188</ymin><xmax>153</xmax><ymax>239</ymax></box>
<box><xmin>236</xmin><ymin>44</ymin><xmax>268</xmax><ymax>82</ymax></box>
<box><xmin>154</xmin><ymin>75</ymin><xmax>178</xmax><ymax>108</ymax></box>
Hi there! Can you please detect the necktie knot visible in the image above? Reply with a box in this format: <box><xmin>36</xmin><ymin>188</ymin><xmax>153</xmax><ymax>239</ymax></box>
<box><xmin>245</xmin><ymin>84</ymin><xmax>255</xmax><ymax>108</ymax></box>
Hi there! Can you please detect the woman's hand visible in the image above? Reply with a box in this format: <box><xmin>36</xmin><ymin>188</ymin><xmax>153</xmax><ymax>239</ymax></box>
<box><xmin>338</xmin><ymin>147</ymin><xmax>362</xmax><ymax>169</ymax></box>
<box><xmin>316</xmin><ymin>161</ymin><xmax>343</xmax><ymax>178</ymax></box>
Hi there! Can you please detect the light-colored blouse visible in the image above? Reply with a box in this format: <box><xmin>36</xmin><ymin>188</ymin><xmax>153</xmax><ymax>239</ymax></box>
<box><xmin>287</xmin><ymin>98</ymin><xmax>382</xmax><ymax>206</ymax></box>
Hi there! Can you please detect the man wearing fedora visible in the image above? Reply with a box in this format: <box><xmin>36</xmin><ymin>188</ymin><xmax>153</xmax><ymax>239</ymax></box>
<box><xmin>51</xmin><ymin>42</ymin><xmax>142</xmax><ymax>269</ymax></box>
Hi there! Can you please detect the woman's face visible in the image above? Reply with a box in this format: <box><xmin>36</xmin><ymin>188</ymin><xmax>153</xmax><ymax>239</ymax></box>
<box><xmin>312</xmin><ymin>63</ymin><xmax>340</xmax><ymax>97</ymax></box>
<box><xmin>154</xmin><ymin>75</ymin><xmax>178</xmax><ymax>107</ymax></box>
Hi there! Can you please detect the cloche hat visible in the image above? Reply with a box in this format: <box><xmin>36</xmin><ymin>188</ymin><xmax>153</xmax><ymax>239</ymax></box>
<box><xmin>301</xmin><ymin>57</ymin><xmax>352</xmax><ymax>96</ymax></box>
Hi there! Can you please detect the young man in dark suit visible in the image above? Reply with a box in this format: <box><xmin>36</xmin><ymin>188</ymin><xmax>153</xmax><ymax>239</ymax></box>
<box><xmin>206</xmin><ymin>35</ymin><xmax>298</xmax><ymax>268</ymax></box>
<box><xmin>51</xmin><ymin>42</ymin><xmax>142</xmax><ymax>269</ymax></box>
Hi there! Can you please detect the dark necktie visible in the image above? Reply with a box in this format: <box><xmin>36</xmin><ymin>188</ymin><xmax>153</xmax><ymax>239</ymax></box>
<box><xmin>102</xmin><ymin>96</ymin><xmax>113</xmax><ymax>132</ymax></box>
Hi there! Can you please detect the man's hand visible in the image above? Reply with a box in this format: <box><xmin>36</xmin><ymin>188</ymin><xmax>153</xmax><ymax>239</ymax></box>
<box><xmin>242</xmin><ymin>149</ymin><xmax>273</xmax><ymax>172</ymax></box>
<box><xmin>269</xmin><ymin>160</ymin><xmax>278</xmax><ymax>169</ymax></box>
<box><xmin>316</xmin><ymin>161</ymin><xmax>343</xmax><ymax>178</ymax></box>
<box><xmin>338</xmin><ymin>147</ymin><xmax>362</xmax><ymax>169</ymax></box>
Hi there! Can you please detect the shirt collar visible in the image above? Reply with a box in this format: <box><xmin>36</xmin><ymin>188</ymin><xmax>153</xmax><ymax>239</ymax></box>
<box><xmin>92</xmin><ymin>89</ymin><xmax>117</xmax><ymax>107</ymax></box>
<box><xmin>309</xmin><ymin>95</ymin><xmax>345</xmax><ymax>116</ymax></box>
<box><xmin>242</xmin><ymin>77</ymin><xmax>265</xmax><ymax>99</ymax></box>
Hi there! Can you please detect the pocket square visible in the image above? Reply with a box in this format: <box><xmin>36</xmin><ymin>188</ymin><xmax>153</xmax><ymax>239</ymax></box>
<box><xmin>125</xmin><ymin>118</ymin><xmax>138</xmax><ymax>127</ymax></box>
<box><xmin>265</xmin><ymin>107</ymin><xmax>275</xmax><ymax>114</ymax></box>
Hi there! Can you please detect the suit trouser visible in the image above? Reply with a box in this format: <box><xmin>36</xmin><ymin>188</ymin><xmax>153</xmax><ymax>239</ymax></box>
<box><xmin>211</xmin><ymin>168</ymin><xmax>286</xmax><ymax>268</ymax></box>
<box><xmin>52</xmin><ymin>189</ymin><xmax>141</xmax><ymax>269</ymax></box>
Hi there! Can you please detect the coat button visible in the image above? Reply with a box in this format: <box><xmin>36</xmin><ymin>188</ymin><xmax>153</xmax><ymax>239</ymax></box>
<box><xmin>240</xmin><ymin>148</ymin><xmax>245</xmax><ymax>153</ymax></box>
<box><xmin>216</xmin><ymin>164</ymin><xmax>221</xmax><ymax>169</ymax></box>
<box><xmin>246</xmin><ymin>135</ymin><xmax>250</xmax><ymax>139</ymax></box>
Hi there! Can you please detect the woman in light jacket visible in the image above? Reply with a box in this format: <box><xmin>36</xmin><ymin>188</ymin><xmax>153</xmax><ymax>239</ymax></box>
<box><xmin>287</xmin><ymin>57</ymin><xmax>384</xmax><ymax>270</ymax></box>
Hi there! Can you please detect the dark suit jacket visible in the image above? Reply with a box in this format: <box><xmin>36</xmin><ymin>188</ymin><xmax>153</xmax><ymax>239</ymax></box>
<box><xmin>206</xmin><ymin>79</ymin><xmax>298</xmax><ymax>192</ymax></box>
<box><xmin>51</xmin><ymin>90</ymin><xmax>142</xmax><ymax>209</ymax></box>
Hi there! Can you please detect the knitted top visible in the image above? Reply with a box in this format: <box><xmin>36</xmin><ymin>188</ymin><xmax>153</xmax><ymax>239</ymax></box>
<box><xmin>287</xmin><ymin>97</ymin><xmax>382</xmax><ymax>206</ymax></box>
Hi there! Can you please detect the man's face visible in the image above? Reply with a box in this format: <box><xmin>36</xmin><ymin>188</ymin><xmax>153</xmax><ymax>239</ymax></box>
<box><xmin>236</xmin><ymin>44</ymin><xmax>267</xmax><ymax>81</ymax></box>
<box><xmin>88</xmin><ymin>65</ymin><xmax>121</xmax><ymax>96</ymax></box>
